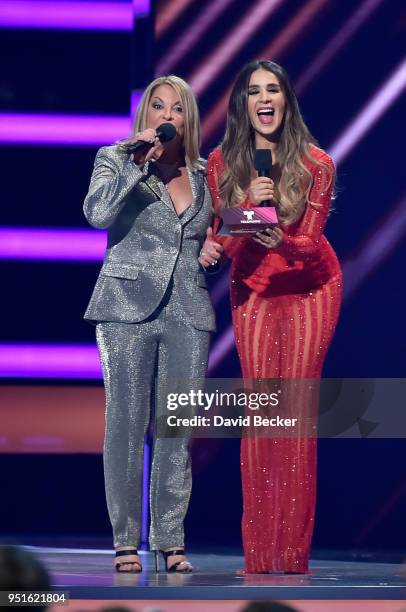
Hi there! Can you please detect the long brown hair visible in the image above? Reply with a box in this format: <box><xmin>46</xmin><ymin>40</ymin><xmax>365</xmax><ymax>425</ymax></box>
<box><xmin>219</xmin><ymin>60</ymin><xmax>332</xmax><ymax>223</ymax></box>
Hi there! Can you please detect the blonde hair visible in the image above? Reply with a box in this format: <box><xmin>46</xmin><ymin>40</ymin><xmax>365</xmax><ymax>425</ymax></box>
<box><xmin>119</xmin><ymin>75</ymin><xmax>203</xmax><ymax>171</ymax></box>
<box><xmin>219</xmin><ymin>61</ymin><xmax>333</xmax><ymax>223</ymax></box>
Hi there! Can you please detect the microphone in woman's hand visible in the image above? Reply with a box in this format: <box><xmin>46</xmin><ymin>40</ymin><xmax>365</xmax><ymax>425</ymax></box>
<box><xmin>254</xmin><ymin>149</ymin><xmax>273</xmax><ymax>207</ymax></box>
<box><xmin>127</xmin><ymin>123</ymin><xmax>176</xmax><ymax>154</ymax></box>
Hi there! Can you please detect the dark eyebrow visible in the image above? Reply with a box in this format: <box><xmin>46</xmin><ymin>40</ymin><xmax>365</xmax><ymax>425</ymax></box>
<box><xmin>248</xmin><ymin>83</ymin><xmax>280</xmax><ymax>89</ymax></box>
<box><xmin>151</xmin><ymin>96</ymin><xmax>182</xmax><ymax>105</ymax></box>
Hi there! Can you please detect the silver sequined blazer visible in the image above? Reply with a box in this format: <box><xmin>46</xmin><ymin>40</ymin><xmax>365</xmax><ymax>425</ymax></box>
<box><xmin>83</xmin><ymin>145</ymin><xmax>216</xmax><ymax>331</ymax></box>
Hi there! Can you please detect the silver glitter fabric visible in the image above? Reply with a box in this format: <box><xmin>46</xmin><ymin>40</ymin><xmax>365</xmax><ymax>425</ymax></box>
<box><xmin>84</xmin><ymin>145</ymin><xmax>214</xmax><ymax>549</ymax></box>
<box><xmin>84</xmin><ymin>145</ymin><xmax>215</xmax><ymax>332</ymax></box>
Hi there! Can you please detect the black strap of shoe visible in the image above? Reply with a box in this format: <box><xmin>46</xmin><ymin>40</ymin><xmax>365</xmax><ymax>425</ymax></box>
<box><xmin>162</xmin><ymin>549</ymin><xmax>184</xmax><ymax>559</ymax></box>
<box><xmin>115</xmin><ymin>549</ymin><xmax>138</xmax><ymax>557</ymax></box>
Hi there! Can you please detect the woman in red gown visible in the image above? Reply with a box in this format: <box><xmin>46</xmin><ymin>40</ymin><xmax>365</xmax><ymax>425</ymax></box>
<box><xmin>199</xmin><ymin>60</ymin><xmax>342</xmax><ymax>573</ymax></box>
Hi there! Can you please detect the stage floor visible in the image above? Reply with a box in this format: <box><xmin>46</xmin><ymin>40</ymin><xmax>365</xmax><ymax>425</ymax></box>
<box><xmin>26</xmin><ymin>545</ymin><xmax>405</xmax><ymax>601</ymax></box>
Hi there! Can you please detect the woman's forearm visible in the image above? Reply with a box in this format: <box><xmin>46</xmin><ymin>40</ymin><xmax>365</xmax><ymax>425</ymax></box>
<box><xmin>83</xmin><ymin>147</ymin><xmax>148</xmax><ymax>229</ymax></box>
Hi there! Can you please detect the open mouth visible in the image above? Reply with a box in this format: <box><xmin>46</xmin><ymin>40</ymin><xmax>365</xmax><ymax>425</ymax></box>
<box><xmin>256</xmin><ymin>107</ymin><xmax>275</xmax><ymax>125</ymax></box>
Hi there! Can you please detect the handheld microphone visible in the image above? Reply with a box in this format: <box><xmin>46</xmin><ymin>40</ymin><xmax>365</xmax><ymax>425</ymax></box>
<box><xmin>127</xmin><ymin>122</ymin><xmax>176</xmax><ymax>154</ymax></box>
<box><xmin>254</xmin><ymin>149</ymin><xmax>273</xmax><ymax>207</ymax></box>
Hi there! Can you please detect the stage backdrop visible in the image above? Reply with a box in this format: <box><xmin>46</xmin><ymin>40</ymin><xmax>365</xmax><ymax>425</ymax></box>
<box><xmin>0</xmin><ymin>0</ymin><xmax>405</xmax><ymax>552</ymax></box>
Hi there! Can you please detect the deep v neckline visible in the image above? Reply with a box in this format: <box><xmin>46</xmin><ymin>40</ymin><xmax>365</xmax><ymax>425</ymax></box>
<box><xmin>177</xmin><ymin>205</ymin><xmax>191</xmax><ymax>219</ymax></box>
<box><xmin>156</xmin><ymin>165</ymin><xmax>194</xmax><ymax>218</ymax></box>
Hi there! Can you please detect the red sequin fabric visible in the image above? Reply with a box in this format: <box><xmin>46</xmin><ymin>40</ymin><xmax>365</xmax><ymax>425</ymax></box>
<box><xmin>207</xmin><ymin>146</ymin><xmax>342</xmax><ymax>574</ymax></box>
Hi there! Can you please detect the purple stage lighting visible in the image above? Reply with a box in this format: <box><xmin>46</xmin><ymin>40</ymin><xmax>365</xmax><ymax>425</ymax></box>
<box><xmin>342</xmin><ymin>194</ymin><xmax>406</xmax><ymax>299</ymax></box>
<box><xmin>131</xmin><ymin>89</ymin><xmax>144</xmax><ymax>125</ymax></box>
<box><xmin>0</xmin><ymin>344</ymin><xmax>102</xmax><ymax>379</ymax></box>
<box><xmin>0</xmin><ymin>1</ymin><xmax>150</xmax><ymax>30</ymax></box>
<box><xmin>208</xmin><ymin>327</ymin><xmax>235</xmax><ymax>374</ymax></box>
<box><xmin>190</xmin><ymin>0</ymin><xmax>284</xmax><ymax>96</ymax></box>
<box><xmin>0</xmin><ymin>113</ymin><xmax>135</xmax><ymax>146</ymax></box>
<box><xmin>156</xmin><ymin>0</ymin><xmax>235</xmax><ymax>75</ymax></box>
<box><xmin>295</xmin><ymin>0</ymin><xmax>385</xmax><ymax>95</ymax></box>
<box><xmin>330</xmin><ymin>58</ymin><xmax>406</xmax><ymax>165</ymax></box>
<box><xmin>0</xmin><ymin>228</ymin><xmax>105</xmax><ymax>261</ymax></box>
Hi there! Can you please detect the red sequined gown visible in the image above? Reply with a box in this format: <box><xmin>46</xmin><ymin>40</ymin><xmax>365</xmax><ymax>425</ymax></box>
<box><xmin>207</xmin><ymin>146</ymin><xmax>342</xmax><ymax>573</ymax></box>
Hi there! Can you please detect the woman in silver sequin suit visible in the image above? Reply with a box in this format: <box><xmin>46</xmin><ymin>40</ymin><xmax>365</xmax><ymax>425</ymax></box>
<box><xmin>83</xmin><ymin>76</ymin><xmax>215</xmax><ymax>573</ymax></box>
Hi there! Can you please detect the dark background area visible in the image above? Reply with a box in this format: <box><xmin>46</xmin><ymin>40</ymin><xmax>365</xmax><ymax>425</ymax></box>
<box><xmin>0</xmin><ymin>0</ymin><xmax>405</xmax><ymax>553</ymax></box>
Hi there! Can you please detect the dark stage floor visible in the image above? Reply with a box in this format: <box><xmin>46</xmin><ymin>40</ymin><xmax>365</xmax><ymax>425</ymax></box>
<box><xmin>24</xmin><ymin>544</ymin><xmax>406</xmax><ymax>601</ymax></box>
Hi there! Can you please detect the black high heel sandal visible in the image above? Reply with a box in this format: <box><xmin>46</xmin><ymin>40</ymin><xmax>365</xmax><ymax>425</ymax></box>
<box><xmin>154</xmin><ymin>549</ymin><xmax>192</xmax><ymax>573</ymax></box>
<box><xmin>114</xmin><ymin>549</ymin><xmax>142</xmax><ymax>573</ymax></box>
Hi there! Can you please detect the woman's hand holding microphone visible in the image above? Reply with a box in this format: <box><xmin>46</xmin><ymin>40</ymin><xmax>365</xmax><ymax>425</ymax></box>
<box><xmin>247</xmin><ymin>175</ymin><xmax>275</xmax><ymax>205</ymax></box>
<box><xmin>248</xmin><ymin>176</ymin><xmax>283</xmax><ymax>249</ymax></box>
<box><xmin>130</xmin><ymin>128</ymin><xmax>163</xmax><ymax>165</ymax></box>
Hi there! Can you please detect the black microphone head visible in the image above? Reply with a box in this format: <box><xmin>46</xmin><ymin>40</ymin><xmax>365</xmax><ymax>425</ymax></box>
<box><xmin>254</xmin><ymin>149</ymin><xmax>273</xmax><ymax>173</ymax></box>
<box><xmin>156</xmin><ymin>122</ymin><xmax>177</xmax><ymax>143</ymax></box>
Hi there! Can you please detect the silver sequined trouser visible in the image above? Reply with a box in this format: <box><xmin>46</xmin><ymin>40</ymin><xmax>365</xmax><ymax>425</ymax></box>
<box><xmin>95</xmin><ymin>295</ymin><xmax>210</xmax><ymax>550</ymax></box>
